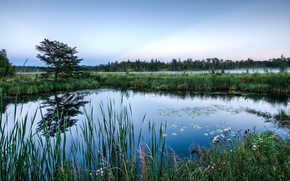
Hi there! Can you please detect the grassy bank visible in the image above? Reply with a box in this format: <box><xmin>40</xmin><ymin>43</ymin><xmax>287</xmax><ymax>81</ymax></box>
<box><xmin>1</xmin><ymin>98</ymin><xmax>290</xmax><ymax>180</ymax></box>
<box><xmin>1</xmin><ymin>71</ymin><xmax>290</xmax><ymax>96</ymax></box>
<box><xmin>96</xmin><ymin>71</ymin><xmax>290</xmax><ymax>93</ymax></box>
<box><xmin>0</xmin><ymin>74</ymin><xmax>98</xmax><ymax>96</ymax></box>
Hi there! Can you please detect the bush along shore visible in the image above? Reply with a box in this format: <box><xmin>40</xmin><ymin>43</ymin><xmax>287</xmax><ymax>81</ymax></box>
<box><xmin>1</xmin><ymin>98</ymin><xmax>290</xmax><ymax>180</ymax></box>
<box><xmin>1</xmin><ymin>71</ymin><xmax>290</xmax><ymax>96</ymax></box>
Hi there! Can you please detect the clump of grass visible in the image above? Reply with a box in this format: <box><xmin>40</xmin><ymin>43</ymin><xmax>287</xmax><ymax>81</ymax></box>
<box><xmin>205</xmin><ymin>130</ymin><xmax>290</xmax><ymax>180</ymax></box>
<box><xmin>160</xmin><ymin>129</ymin><xmax>290</xmax><ymax>180</ymax></box>
<box><xmin>273</xmin><ymin>109</ymin><xmax>290</xmax><ymax>131</ymax></box>
<box><xmin>0</xmin><ymin>75</ymin><xmax>99</xmax><ymax>96</ymax></box>
<box><xmin>229</xmin><ymin>90</ymin><xmax>242</xmax><ymax>96</ymax></box>
<box><xmin>274</xmin><ymin>109</ymin><xmax>290</xmax><ymax>121</ymax></box>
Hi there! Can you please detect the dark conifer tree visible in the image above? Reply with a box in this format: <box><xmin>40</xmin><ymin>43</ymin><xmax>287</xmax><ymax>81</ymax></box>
<box><xmin>0</xmin><ymin>49</ymin><xmax>16</xmax><ymax>78</ymax></box>
<box><xmin>36</xmin><ymin>39</ymin><xmax>85</xmax><ymax>81</ymax></box>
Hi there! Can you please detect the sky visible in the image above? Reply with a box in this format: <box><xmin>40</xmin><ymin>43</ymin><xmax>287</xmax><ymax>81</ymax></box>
<box><xmin>1</xmin><ymin>0</ymin><xmax>290</xmax><ymax>66</ymax></box>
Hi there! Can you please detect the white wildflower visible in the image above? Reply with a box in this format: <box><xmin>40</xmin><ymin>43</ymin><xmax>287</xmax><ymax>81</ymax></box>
<box><xmin>253</xmin><ymin>145</ymin><xmax>257</xmax><ymax>151</ymax></box>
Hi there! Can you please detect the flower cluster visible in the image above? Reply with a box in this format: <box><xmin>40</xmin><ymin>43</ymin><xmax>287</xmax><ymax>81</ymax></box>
<box><xmin>212</xmin><ymin>127</ymin><xmax>233</xmax><ymax>144</ymax></box>
<box><xmin>213</xmin><ymin>127</ymin><xmax>251</xmax><ymax>145</ymax></box>
<box><xmin>212</xmin><ymin>135</ymin><xmax>220</xmax><ymax>143</ymax></box>
<box><xmin>258</xmin><ymin>138</ymin><xmax>263</xmax><ymax>148</ymax></box>
<box><xmin>253</xmin><ymin>145</ymin><xmax>257</xmax><ymax>151</ymax></box>
<box><xmin>96</xmin><ymin>168</ymin><xmax>104</xmax><ymax>177</ymax></box>
<box><xmin>206</xmin><ymin>161</ymin><xmax>216</xmax><ymax>172</ymax></box>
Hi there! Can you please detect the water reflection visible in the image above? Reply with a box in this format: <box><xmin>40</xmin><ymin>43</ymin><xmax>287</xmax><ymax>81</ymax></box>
<box><xmin>37</xmin><ymin>93</ymin><xmax>89</xmax><ymax>137</ymax></box>
<box><xmin>0</xmin><ymin>100</ymin><xmax>9</xmax><ymax>114</ymax></box>
<box><xmin>2</xmin><ymin>88</ymin><xmax>290</xmax><ymax>157</ymax></box>
<box><xmin>117</xmin><ymin>87</ymin><xmax>289</xmax><ymax>106</ymax></box>
<box><xmin>1</xmin><ymin>87</ymin><xmax>289</xmax><ymax>109</ymax></box>
<box><xmin>1</xmin><ymin>95</ymin><xmax>41</xmax><ymax>113</ymax></box>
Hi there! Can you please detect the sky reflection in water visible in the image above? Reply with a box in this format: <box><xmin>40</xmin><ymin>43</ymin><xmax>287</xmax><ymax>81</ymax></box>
<box><xmin>2</xmin><ymin>88</ymin><xmax>290</xmax><ymax>157</ymax></box>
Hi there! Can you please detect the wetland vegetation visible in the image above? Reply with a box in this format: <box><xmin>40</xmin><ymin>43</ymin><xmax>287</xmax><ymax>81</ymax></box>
<box><xmin>1</xmin><ymin>71</ymin><xmax>290</xmax><ymax>97</ymax></box>
<box><xmin>1</xmin><ymin>96</ymin><xmax>290</xmax><ymax>180</ymax></box>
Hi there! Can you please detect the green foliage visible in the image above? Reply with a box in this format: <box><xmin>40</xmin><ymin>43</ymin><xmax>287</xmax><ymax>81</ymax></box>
<box><xmin>95</xmin><ymin>72</ymin><xmax>290</xmax><ymax>93</ymax></box>
<box><xmin>94</xmin><ymin>56</ymin><xmax>290</xmax><ymax>72</ymax></box>
<box><xmin>273</xmin><ymin>109</ymin><xmax>290</xmax><ymax>130</ymax></box>
<box><xmin>274</xmin><ymin>109</ymin><xmax>290</xmax><ymax>120</ymax></box>
<box><xmin>196</xmin><ymin>131</ymin><xmax>288</xmax><ymax>180</ymax></box>
<box><xmin>279</xmin><ymin>54</ymin><xmax>287</xmax><ymax>72</ymax></box>
<box><xmin>0</xmin><ymin>75</ymin><xmax>98</xmax><ymax>96</ymax></box>
<box><xmin>0</xmin><ymin>49</ymin><xmax>16</xmax><ymax>78</ymax></box>
<box><xmin>0</xmin><ymin>98</ymin><xmax>166</xmax><ymax>180</ymax></box>
<box><xmin>1</xmin><ymin>71</ymin><xmax>290</xmax><ymax>96</ymax></box>
<box><xmin>36</xmin><ymin>39</ymin><xmax>86</xmax><ymax>81</ymax></box>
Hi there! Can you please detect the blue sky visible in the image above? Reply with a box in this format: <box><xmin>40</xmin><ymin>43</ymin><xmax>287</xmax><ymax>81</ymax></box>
<box><xmin>1</xmin><ymin>0</ymin><xmax>289</xmax><ymax>66</ymax></box>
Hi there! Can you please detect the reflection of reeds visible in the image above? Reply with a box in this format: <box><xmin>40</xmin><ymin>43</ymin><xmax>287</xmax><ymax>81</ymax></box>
<box><xmin>273</xmin><ymin>109</ymin><xmax>290</xmax><ymax>131</ymax></box>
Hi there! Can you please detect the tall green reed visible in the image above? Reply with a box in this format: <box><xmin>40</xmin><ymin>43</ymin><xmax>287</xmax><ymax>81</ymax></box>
<box><xmin>1</xmin><ymin>93</ymin><xmax>167</xmax><ymax>180</ymax></box>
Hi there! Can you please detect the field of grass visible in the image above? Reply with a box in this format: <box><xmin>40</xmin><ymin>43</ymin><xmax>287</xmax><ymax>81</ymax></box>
<box><xmin>95</xmin><ymin>71</ymin><xmax>290</xmax><ymax>93</ymax></box>
<box><xmin>1</xmin><ymin>71</ymin><xmax>290</xmax><ymax>96</ymax></box>
<box><xmin>1</xmin><ymin>97</ymin><xmax>290</xmax><ymax>180</ymax></box>
<box><xmin>0</xmin><ymin>73</ymin><xmax>98</xmax><ymax>96</ymax></box>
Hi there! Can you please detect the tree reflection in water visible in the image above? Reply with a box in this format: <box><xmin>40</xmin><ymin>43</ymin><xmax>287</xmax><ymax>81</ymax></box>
<box><xmin>37</xmin><ymin>92</ymin><xmax>89</xmax><ymax>137</ymax></box>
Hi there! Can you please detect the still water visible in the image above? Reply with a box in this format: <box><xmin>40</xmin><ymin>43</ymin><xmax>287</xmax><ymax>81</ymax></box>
<box><xmin>1</xmin><ymin>88</ymin><xmax>290</xmax><ymax>157</ymax></box>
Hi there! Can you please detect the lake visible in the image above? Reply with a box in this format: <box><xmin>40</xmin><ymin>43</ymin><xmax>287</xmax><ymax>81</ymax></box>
<box><xmin>1</xmin><ymin>88</ymin><xmax>290</xmax><ymax>157</ymax></box>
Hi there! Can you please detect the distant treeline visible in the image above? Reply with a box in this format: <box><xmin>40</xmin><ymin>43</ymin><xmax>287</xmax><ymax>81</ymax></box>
<box><xmin>16</xmin><ymin>56</ymin><xmax>290</xmax><ymax>72</ymax></box>
<box><xmin>95</xmin><ymin>57</ymin><xmax>290</xmax><ymax>72</ymax></box>
<box><xmin>15</xmin><ymin>66</ymin><xmax>95</xmax><ymax>73</ymax></box>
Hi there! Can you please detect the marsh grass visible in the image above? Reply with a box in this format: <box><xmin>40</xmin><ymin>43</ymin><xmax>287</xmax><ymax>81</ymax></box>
<box><xmin>0</xmin><ymin>96</ymin><xmax>166</xmax><ymax>180</ymax></box>
<box><xmin>273</xmin><ymin>109</ymin><xmax>290</xmax><ymax>131</ymax></box>
<box><xmin>205</xmin><ymin>130</ymin><xmax>290</xmax><ymax>180</ymax></box>
<box><xmin>159</xmin><ymin>129</ymin><xmax>290</xmax><ymax>181</ymax></box>
<box><xmin>96</xmin><ymin>72</ymin><xmax>290</xmax><ymax>94</ymax></box>
<box><xmin>245</xmin><ymin>108</ymin><xmax>290</xmax><ymax>131</ymax></box>
<box><xmin>1</xmin><ymin>94</ymin><xmax>290</xmax><ymax>180</ymax></box>
<box><xmin>1</xmin><ymin>72</ymin><xmax>290</xmax><ymax>96</ymax></box>
<box><xmin>0</xmin><ymin>77</ymin><xmax>98</xmax><ymax>96</ymax></box>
